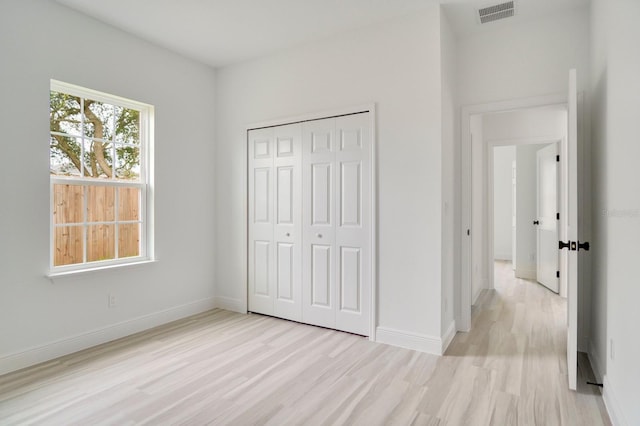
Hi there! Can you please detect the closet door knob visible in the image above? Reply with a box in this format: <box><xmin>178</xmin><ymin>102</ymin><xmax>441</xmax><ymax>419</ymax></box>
<box><xmin>316</xmin><ymin>233</ymin><xmax>322</xmax><ymax>238</ymax></box>
<box><xmin>285</xmin><ymin>232</ymin><xmax>290</xmax><ymax>237</ymax></box>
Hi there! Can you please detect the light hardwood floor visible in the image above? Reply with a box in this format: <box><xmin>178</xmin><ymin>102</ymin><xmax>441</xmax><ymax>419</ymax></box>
<box><xmin>0</xmin><ymin>261</ymin><xmax>610</xmax><ymax>425</ymax></box>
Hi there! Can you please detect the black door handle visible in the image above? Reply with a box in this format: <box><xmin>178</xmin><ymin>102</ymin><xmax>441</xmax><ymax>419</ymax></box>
<box><xmin>533</xmin><ymin>220</ymin><xmax>540</xmax><ymax>225</ymax></box>
<box><xmin>578</xmin><ymin>241</ymin><xmax>590</xmax><ymax>251</ymax></box>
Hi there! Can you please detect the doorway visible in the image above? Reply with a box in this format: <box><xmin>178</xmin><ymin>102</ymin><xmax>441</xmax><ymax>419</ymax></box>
<box><xmin>491</xmin><ymin>141</ymin><xmax>561</xmax><ymax>296</ymax></box>
<box><xmin>459</xmin><ymin>93</ymin><xmax>568</xmax><ymax>333</ymax></box>
<box><xmin>464</xmin><ymin>104</ymin><xmax>568</xmax><ymax>320</ymax></box>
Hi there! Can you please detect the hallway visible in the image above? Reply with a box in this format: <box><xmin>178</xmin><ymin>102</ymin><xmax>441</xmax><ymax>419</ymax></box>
<box><xmin>443</xmin><ymin>260</ymin><xmax>609</xmax><ymax>424</ymax></box>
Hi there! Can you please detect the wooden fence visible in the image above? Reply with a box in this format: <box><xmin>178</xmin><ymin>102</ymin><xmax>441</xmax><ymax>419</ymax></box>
<box><xmin>53</xmin><ymin>184</ymin><xmax>140</xmax><ymax>266</ymax></box>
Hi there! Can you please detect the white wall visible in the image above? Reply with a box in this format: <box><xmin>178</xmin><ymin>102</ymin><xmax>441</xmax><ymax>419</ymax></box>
<box><xmin>514</xmin><ymin>144</ymin><xmax>541</xmax><ymax>279</ymax></box>
<box><xmin>588</xmin><ymin>0</ymin><xmax>609</xmax><ymax>389</ymax></box>
<box><xmin>440</xmin><ymin>9</ymin><xmax>457</xmax><ymax>340</ymax></box>
<box><xmin>493</xmin><ymin>146</ymin><xmax>515</xmax><ymax>261</ymax></box>
<box><xmin>482</xmin><ymin>108</ymin><xmax>568</xmax><ymax>141</ymax></box>
<box><xmin>0</xmin><ymin>0</ymin><xmax>216</xmax><ymax>373</ymax></box>
<box><xmin>457</xmin><ymin>5</ymin><xmax>590</xmax><ymax>106</ymax></box>
<box><xmin>470</xmin><ymin>115</ymin><xmax>486</xmax><ymax>304</ymax></box>
<box><xmin>590</xmin><ymin>1</ymin><xmax>640</xmax><ymax>424</ymax></box>
<box><xmin>214</xmin><ymin>7</ymin><xmax>448</xmax><ymax>348</ymax></box>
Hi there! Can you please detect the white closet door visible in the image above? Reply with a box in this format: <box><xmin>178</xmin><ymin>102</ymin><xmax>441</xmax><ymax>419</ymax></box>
<box><xmin>248</xmin><ymin>128</ymin><xmax>275</xmax><ymax>315</ymax></box>
<box><xmin>334</xmin><ymin>114</ymin><xmax>370</xmax><ymax>335</ymax></box>
<box><xmin>273</xmin><ymin>124</ymin><xmax>302</xmax><ymax>321</ymax></box>
<box><xmin>302</xmin><ymin>113</ymin><xmax>371</xmax><ymax>335</ymax></box>
<box><xmin>302</xmin><ymin>119</ymin><xmax>337</xmax><ymax>329</ymax></box>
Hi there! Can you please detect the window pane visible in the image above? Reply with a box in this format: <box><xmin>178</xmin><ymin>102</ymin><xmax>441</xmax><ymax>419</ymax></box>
<box><xmin>87</xmin><ymin>224</ymin><xmax>115</xmax><ymax>262</ymax></box>
<box><xmin>83</xmin><ymin>99</ymin><xmax>116</xmax><ymax>141</ymax></box>
<box><xmin>87</xmin><ymin>186</ymin><xmax>115</xmax><ymax>222</ymax></box>
<box><xmin>118</xmin><ymin>187</ymin><xmax>140</xmax><ymax>221</ymax></box>
<box><xmin>54</xmin><ymin>225</ymin><xmax>84</xmax><ymax>266</ymax></box>
<box><xmin>119</xmin><ymin>223</ymin><xmax>140</xmax><ymax>258</ymax></box>
<box><xmin>82</xmin><ymin>139</ymin><xmax>113</xmax><ymax>179</ymax></box>
<box><xmin>115</xmin><ymin>144</ymin><xmax>140</xmax><ymax>180</ymax></box>
<box><xmin>114</xmin><ymin>106</ymin><xmax>140</xmax><ymax>145</ymax></box>
<box><xmin>53</xmin><ymin>184</ymin><xmax>84</xmax><ymax>224</ymax></box>
<box><xmin>50</xmin><ymin>91</ymin><xmax>82</xmax><ymax>136</ymax></box>
<box><xmin>50</xmin><ymin>135</ymin><xmax>82</xmax><ymax>176</ymax></box>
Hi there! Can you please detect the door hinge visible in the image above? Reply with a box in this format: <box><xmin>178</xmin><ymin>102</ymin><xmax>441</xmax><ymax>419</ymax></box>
<box><xmin>556</xmin><ymin>212</ymin><xmax>560</xmax><ymax>220</ymax></box>
<box><xmin>556</xmin><ymin>155</ymin><xmax>560</xmax><ymax>162</ymax></box>
<box><xmin>556</xmin><ymin>270</ymin><xmax>560</xmax><ymax>278</ymax></box>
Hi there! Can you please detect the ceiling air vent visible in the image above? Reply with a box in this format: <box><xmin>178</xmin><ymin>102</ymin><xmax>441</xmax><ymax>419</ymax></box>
<box><xmin>477</xmin><ymin>1</ymin><xmax>515</xmax><ymax>24</ymax></box>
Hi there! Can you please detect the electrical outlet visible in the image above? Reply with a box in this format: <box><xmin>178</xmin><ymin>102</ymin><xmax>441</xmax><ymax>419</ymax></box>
<box><xmin>108</xmin><ymin>294</ymin><xmax>117</xmax><ymax>308</ymax></box>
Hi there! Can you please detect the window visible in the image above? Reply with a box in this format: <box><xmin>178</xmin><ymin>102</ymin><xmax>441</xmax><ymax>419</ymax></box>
<box><xmin>49</xmin><ymin>80</ymin><xmax>153</xmax><ymax>273</ymax></box>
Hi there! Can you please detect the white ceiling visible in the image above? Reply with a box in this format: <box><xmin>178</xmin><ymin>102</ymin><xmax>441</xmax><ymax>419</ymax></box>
<box><xmin>55</xmin><ymin>0</ymin><xmax>589</xmax><ymax>69</ymax></box>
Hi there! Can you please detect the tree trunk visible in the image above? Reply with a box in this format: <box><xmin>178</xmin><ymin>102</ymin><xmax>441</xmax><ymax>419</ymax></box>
<box><xmin>84</xmin><ymin>102</ymin><xmax>112</xmax><ymax>178</ymax></box>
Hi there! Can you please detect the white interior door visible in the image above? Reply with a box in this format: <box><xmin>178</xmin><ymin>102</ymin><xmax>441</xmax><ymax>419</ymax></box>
<box><xmin>334</xmin><ymin>114</ymin><xmax>371</xmax><ymax>335</ymax></box>
<box><xmin>248</xmin><ymin>125</ymin><xmax>302</xmax><ymax>320</ymax></box>
<box><xmin>536</xmin><ymin>143</ymin><xmax>559</xmax><ymax>293</ymax></box>
<box><xmin>273</xmin><ymin>124</ymin><xmax>302</xmax><ymax>321</ymax></box>
<box><xmin>302</xmin><ymin>118</ymin><xmax>337</xmax><ymax>329</ymax></box>
<box><xmin>564</xmin><ymin>69</ymin><xmax>579</xmax><ymax>390</ymax></box>
<box><xmin>249</xmin><ymin>111</ymin><xmax>371</xmax><ymax>337</ymax></box>
<box><xmin>302</xmin><ymin>113</ymin><xmax>371</xmax><ymax>335</ymax></box>
<box><xmin>248</xmin><ymin>128</ymin><xmax>276</xmax><ymax>315</ymax></box>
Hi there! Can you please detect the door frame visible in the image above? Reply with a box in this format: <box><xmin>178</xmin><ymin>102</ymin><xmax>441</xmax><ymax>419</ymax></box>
<box><xmin>242</xmin><ymin>103</ymin><xmax>378</xmax><ymax>340</ymax></box>
<box><xmin>459</xmin><ymin>94</ymin><xmax>567</xmax><ymax>332</ymax></box>
<box><xmin>535</xmin><ymin>141</ymin><xmax>561</xmax><ymax>294</ymax></box>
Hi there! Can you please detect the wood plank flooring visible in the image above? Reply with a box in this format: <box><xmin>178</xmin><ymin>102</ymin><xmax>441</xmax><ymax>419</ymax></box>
<box><xmin>0</xmin><ymin>261</ymin><xmax>610</xmax><ymax>425</ymax></box>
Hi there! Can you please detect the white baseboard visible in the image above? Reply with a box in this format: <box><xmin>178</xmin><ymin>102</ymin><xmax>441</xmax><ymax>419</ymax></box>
<box><xmin>375</xmin><ymin>326</ymin><xmax>444</xmax><ymax>355</ymax></box>
<box><xmin>603</xmin><ymin>375</ymin><xmax>628</xmax><ymax>426</ymax></box>
<box><xmin>0</xmin><ymin>297</ymin><xmax>216</xmax><ymax>376</ymax></box>
<box><xmin>214</xmin><ymin>296</ymin><xmax>245</xmax><ymax>313</ymax></box>
<box><xmin>441</xmin><ymin>321</ymin><xmax>457</xmax><ymax>354</ymax></box>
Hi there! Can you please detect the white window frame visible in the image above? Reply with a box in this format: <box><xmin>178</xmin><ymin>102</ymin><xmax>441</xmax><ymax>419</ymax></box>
<box><xmin>49</xmin><ymin>80</ymin><xmax>154</xmax><ymax>275</ymax></box>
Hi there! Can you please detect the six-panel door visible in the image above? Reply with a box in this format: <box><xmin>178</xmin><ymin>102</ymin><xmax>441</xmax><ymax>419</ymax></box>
<box><xmin>273</xmin><ymin>124</ymin><xmax>302</xmax><ymax>321</ymax></box>
<box><xmin>333</xmin><ymin>114</ymin><xmax>370</xmax><ymax>336</ymax></box>
<box><xmin>249</xmin><ymin>112</ymin><xmax>370</xmax><ymax>336</ymax></box>
<box><xmin>248</xmin><ymin>128</ymin><xmax>276</xmax><ymax>316</ymax></box>
<box><xmin>248</xmin><ymin>125</ymin><xmax>302</xmax><ymax>321</ymax></box>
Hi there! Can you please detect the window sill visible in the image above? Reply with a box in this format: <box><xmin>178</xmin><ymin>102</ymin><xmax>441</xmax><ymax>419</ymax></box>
<box><xmin>47</xmin><ymin>259</ymin><xmax>157</xmax><ymax>281</ymax></box>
